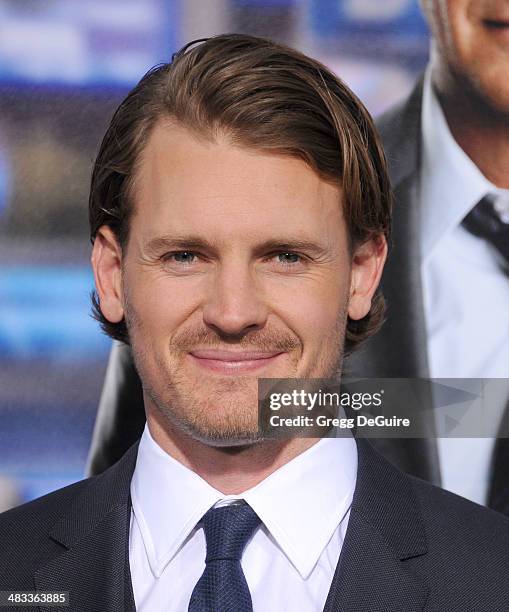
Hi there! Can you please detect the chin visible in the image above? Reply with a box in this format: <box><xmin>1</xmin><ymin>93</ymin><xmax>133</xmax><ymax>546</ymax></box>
<box><xmin>489</xmin><ymin>88</ymin><xmax>509</xmax><ymax>116</ymax></box>
<box><xmin>179</xmin><ymin>417</ymin><xmax>264</xmax><ymax>448</ymax></box>
<box><xmin>196</xmin><ymin>432</ymin><xmax>265</xmax><ymax>449</ymax></box>
<box><xmin>153</xmin><ymin>389</ymin><xmax>262</xmax><ymax>443</ymax></box>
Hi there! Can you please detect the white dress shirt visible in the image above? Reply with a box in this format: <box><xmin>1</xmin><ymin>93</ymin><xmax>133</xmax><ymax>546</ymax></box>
<box><xmin>419</xmin><ymin>69</ymin><xmax>509</xmax><ymax>504</ymax></box>
<box><xmin>129</xmin><ymin>425</ymin><xmax>357</xmax><ymax>611</ymax></box>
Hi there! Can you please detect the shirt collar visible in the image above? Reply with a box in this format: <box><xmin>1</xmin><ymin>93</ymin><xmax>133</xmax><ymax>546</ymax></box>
<box><xmin>419</xmin><ymin>68</ymin><xmax>494</xmax><ymax>260</ymax></box>
<box><xmin>131</xmin><ymin>424</ymin><xmax>357</xmax><ymax>580</ymax></box>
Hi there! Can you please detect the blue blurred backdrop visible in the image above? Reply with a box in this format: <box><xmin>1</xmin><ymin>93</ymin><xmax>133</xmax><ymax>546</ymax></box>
<box><xmin>0</xmin><ymin>0</ymin><xmax>429</xmax><ymax>509</ymax></box>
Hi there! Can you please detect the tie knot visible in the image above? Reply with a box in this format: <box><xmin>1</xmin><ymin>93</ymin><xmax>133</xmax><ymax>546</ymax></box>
<box><xmin>201</xmin><ymin>501</ymin><xmax>261</xmax><ymax>563</ymax></box>
<box><xmin>462</xmin><ymin>194</ymin><xmax>509</xmax><ymax>265</ymax></box>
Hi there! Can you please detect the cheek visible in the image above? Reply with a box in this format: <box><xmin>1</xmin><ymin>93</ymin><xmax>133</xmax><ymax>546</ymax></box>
<box><xmin>446</xmin><ymin>1</ymin><xmax>493</xmax><ymax>64</ymax></box>
<box><xmin>124</xmin><ymin>259</ymin><xmax>350</xmax><ymax>349</ymax></box>
<box><xmin>449</xmin><ymin>26</ymin><xmax>509</xmax><ymax>111</ymax></box>
<box><xmin>431</xmin><ymin>1</ymin><xmax>470</xmax><ymax>59</ymax></box>
<box><xmin>267</xmin><ymin>273</ymin><xmax>348</xmax><ymax>346</ymax></box>
<box><xmin>124</xmin><ymin>269</ymin><xmax>200</xmax><ymax>339</ymax></box>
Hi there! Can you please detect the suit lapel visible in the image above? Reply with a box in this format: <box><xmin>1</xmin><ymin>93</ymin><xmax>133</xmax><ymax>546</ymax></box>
<box><xmin>323</xmin><ymin>511</ymin><xmax>428</xmax><ymax>612</ymax></box>
<box><xmin>34</xmin><ymin>444</ymin><xmax>139</xmax><ymax>612</ymax></box>
<box><xmin>323</xmin><ymin>439</ymin><xmax>429</xmax><ymax>612</ymax></box>
<box><xmin>488</xmin><ymin>398</ymin><xmax>509</xmax><ymax>515</ymax></box>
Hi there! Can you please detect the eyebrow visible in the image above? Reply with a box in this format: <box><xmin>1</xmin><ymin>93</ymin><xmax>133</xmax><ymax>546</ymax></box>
<box><xmin>145</xmin><ymin>236</ymin><xmax>215</xmax><ymax>255</ymax></box>
<box><xmin>144</xmin><ymin>235</ymin><xmax>329</xmax><ymax>257</ymax></box>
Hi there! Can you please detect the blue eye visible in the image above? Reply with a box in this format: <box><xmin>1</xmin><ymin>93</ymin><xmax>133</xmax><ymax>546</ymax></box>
<box><xmin>168</xmin><ymin>251</ymin><xmax>196</xmax><ymax>264</ymax></box>
<box><xmin>277</xmin><ymin>252</ymin><xmax>301</xmax><ymax>264</ymax></box>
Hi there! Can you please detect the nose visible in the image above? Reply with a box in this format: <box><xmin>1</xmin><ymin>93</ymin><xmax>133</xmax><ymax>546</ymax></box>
<box><xmin>202</xmin><ymin>260</ymin><xmax>269</xmax><ymax>336</ymax></box>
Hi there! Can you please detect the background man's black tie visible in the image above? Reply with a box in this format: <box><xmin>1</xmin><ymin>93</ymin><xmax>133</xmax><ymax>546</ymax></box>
<box><xmin>188</xmin><ymin>501</ymin><xmax>261</xmax><ymax>612</ymax></box>
<box><xmin>462</xmin><ymin>193</ymin><xmax>509</xmax><ymax>516</ymax></box>
<box><xmin>462</xmin><ymin>194</ymin><xmax>509</xmax><ymax>266</ymax></box>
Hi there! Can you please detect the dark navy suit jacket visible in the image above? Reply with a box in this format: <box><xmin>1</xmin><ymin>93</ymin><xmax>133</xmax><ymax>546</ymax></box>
<box><xmin>1</xmin><ymin>437</ymin><xmax>509</xmax><ymax>611</ymax></box>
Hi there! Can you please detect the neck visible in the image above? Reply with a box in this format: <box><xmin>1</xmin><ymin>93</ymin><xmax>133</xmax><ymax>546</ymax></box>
<box><xmin>146</xmin><ymin>406</ymin><xmax>320</xmax><ymax>495</ymax></box>
<box><xmin>431</xmin><ymin>61</ymin><xmax>509</xmax><ymax>188</ymax></box>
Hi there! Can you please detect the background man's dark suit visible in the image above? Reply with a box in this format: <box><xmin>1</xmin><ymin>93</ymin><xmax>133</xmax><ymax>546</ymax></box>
<box><xmin>2</xmin><ymin>437</ymin><xmax>509</xmax><ymax>611</ymax></box>
<box><xmin>348</xmin><ymin>79</ymin><xmax>509</xmax><ymax>514</ymax></box>
<box><xmin>345</xmin><ymin>79</ymin><xmax>442</xmax><ymax>489</ymax></box>
<box><xmin>85</xmin><ymin>79</ymin><xmax>509</xmax><ymax>516</ymax></box>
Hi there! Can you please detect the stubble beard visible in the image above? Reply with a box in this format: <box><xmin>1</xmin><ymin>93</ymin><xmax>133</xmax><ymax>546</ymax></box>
<box><xmin>123</xmin><ymin>291</ymin><xmax>347</xmax><ymax>448</ymax></box>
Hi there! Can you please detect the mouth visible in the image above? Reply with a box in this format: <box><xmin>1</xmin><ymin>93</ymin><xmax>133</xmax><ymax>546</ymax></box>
<box><xmin>188</xmin><ymin>349</ymin><xmax>286</xmax><ymax>374</ymax></box>
<box><xmin>483</xmin><ymin>18</ymin><xmax>509</xmax><ymax>31</ymax></box>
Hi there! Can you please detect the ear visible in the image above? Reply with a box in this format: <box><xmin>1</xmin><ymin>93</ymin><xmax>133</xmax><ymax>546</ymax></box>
<box><xmin>91</xmin><ymin>225</ymin><xmax>124</xmax><ymax>323</ymax></box>
<box><xmin>348</xmin><ymin>234</ymin><xmax>387</xmax><ymax>321</ymax></box>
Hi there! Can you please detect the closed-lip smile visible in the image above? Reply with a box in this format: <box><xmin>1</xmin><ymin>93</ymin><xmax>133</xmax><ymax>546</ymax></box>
<box><xmin>188</xmin><ymin>349</ymin><xmax>285</xmax><ymax>373</ymax></box>
<box><xmin>483</xmin><ymin>17</ymin><xmax>509</xmax><ymax>29</ymax></box>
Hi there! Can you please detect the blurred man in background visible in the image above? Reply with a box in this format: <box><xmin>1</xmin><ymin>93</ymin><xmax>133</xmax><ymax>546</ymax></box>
<box><xmin>87</xmin><ymin>1</ymin><xmax>509</xmax><ymax>514</ymax></box>
<box><xmin>351</xmin><ymin>0</ymin><xmax>509</xmax><ymax>511</ymax></box>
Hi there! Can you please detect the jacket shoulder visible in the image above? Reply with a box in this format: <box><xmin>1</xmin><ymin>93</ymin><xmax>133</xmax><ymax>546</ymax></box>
<box><xmin>411</xmin><ymin>474</ymin><xmax>509</xmax><ymax>542</ymax></box>
<box><xmin>0</xmin><ymin>477</ymin><xmax>95</xmax><ymax>588</ymax></box>
<box><xmin>0</xmin><ymin>476</ymin><xmax>93</xmax><ymax>532</ymax></box>
<box><xmin>375</xmin><ymin>77</ymin><xmax>423</xmax><ymax>140</ymax></box>
<box><xmin>408</xmin><ymin>474</ymin><xmax>509</xmax><ymax>608</ymax></box>
<box><xmin>374</xmin><ymin>77</ymin><xmax>424</xmax><ymax>187</ymax></box>
<box><xmin>0</xmin><ymin>442</ymin><xmax>138</xmax><ymax>589</ymax></box>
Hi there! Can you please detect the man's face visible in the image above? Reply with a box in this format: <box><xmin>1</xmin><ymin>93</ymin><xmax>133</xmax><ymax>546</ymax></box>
<box><xmin>92</xmin><ymin>121</ymin><xmax>384</xmax><ymax>446</ymax></box>
<box><xmin>422</xmin><ymin>0</ymin><xmax>509</xmax><ymax>111</ymax></box>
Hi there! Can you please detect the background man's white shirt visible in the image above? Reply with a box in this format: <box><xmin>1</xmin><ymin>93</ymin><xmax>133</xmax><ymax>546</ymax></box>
<box><xmin>419</xmin><ymin>69</ymin><xmax>509</xmax><ymax>504</ymax></box>
<box><xmin>129</xmin><ymin>425</ymin><xmax>357</xmax><ymax>611</ymax></box>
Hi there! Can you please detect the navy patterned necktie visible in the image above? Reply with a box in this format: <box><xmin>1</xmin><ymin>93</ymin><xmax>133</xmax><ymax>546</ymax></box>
<box><xmin>462</xmin><ymin>194</ymin><xmax>509</xmax><ymax>265</ymax></box>
<box><xmin>188</xmin><ymin>501</ymin><xmax>261</xmax><ymax>612</ymax></box>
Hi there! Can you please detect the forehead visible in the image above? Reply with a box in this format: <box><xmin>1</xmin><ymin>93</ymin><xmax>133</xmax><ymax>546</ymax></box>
<box><xmin>129</xmin><ymin>120</ymin><xmax>345</xmax><ymax>246</ymax></box>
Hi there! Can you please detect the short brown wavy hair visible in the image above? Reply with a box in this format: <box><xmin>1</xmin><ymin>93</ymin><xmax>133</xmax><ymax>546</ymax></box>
<box><xmin>89</xmin><ymin>33</ymin><xmax>392</xmax><ymax>355</ymax></box>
